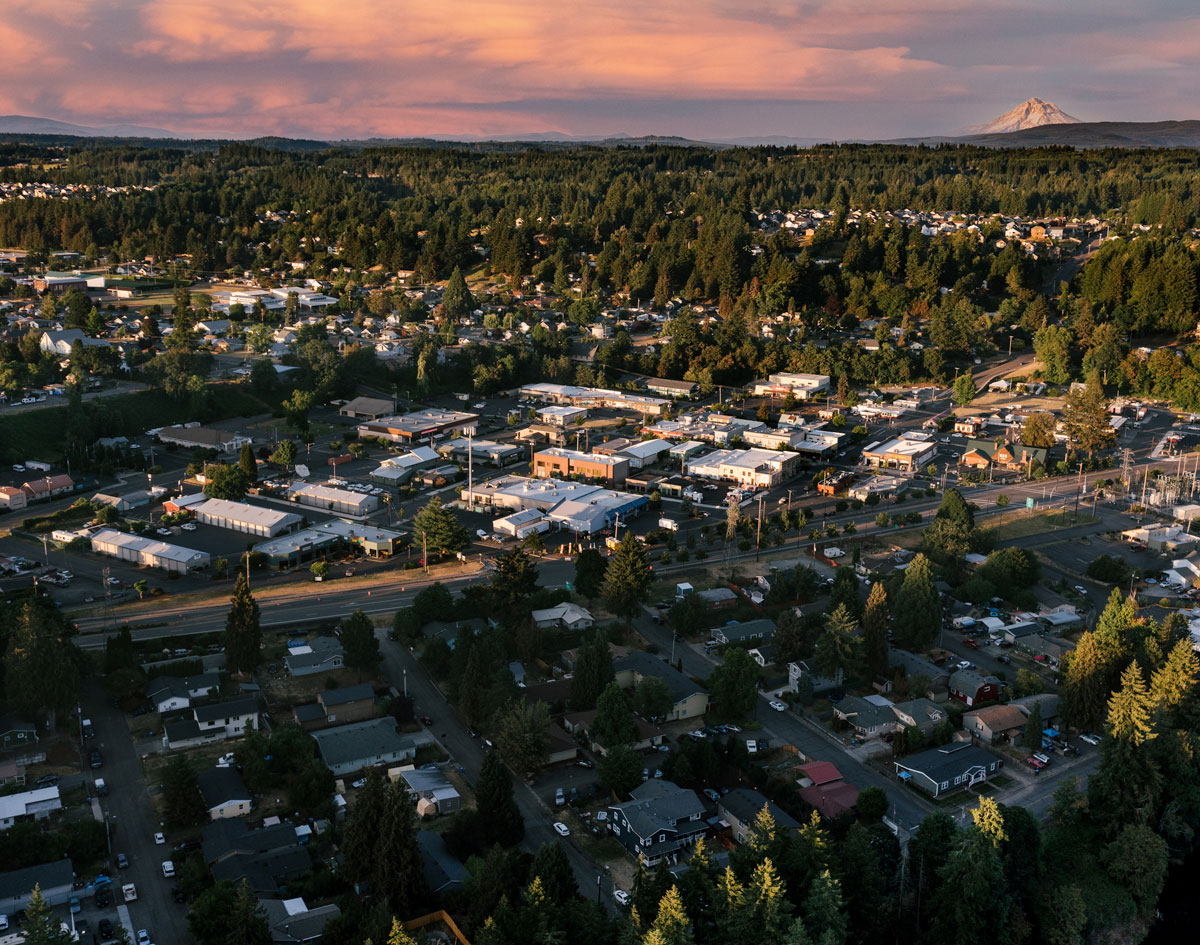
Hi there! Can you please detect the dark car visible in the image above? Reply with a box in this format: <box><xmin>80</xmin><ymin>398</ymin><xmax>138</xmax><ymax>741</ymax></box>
<box><xmin>962</xmin><ymin>638</ymin><xmax>979</xmax><ymax>649</ymax></box>
<box><xmin>94</xmin><ymin>888</ymin><xmax>111</xmax><ymax>909</ymax></box>
<box><xmin>89</xmin><ymin>749</ymin><xmax>103</xmax><ymax>769</ymax></box>
<box><xmin>99</xmin><ymin>919</ymin><xmax>114</xmax><ymax>940</ymax></box>
<box><xmin>116</xmin><ymin>853</ymin><xmax>129</xmax><ymax>869</ymax></box>
<box><xmin>75</xmin><ymin>919</ymin><xmax>89</xmax><ymax>938</ymax></box>
<box><xmin>172</xmin><ymin>886</ymin><xmax>186</xmax><ymax>903</ymax></box>
<box><xmin>174</xmin><ymin>839</ymin><xmax>202</xmax><ymax>854</ymax></box>
<box><xmin>420</xmin><ymin>715</ymin><xmax>434</xmax><ymax>727</ymax></box>
<box><xmin>34</xmin><ymin>774</ymin><xmax>60</xmax><ymax>786</ymax></box>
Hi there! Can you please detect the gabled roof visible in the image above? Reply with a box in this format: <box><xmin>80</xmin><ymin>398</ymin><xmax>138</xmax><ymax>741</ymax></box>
<box><xmin>614</xmin><ymin>651</ymin><xmax>706</xmax><ymax>705</ymax></box>
<box><xmin>719</xmin><ymin>787</ymin><xmax>801</xmax><ymax>831</ymax></box>
<box><xmin>895</xmin><ymin>743</ymin><xmax>996</xmax><ymax>782</ymax></box>
<box><xmin>197</xmin><ymin>765</ymin><xmax>250</xmax><ymax>808</ymax></box>
<box><xmin>194</xmin><ymin>696</ymin><xmax>258</xmax><ymax>723</ymax></box>
<box><xmin>964</xmin><ymin>703</ymin><xmax>1026</xmax><ymax>732</ymax></box>
<box><xmin>319</xmin><ymin>683</ymin><xmax>374</xmax><ymax>708</ymax></box>
<box><xmin>612</xmin><ymin>780</ymin><xmax>706</xmax><ymax>844</ymax></box>
<box><xmin>949</xmin><ymin>669</ymin><xmax>999</xmax><ymax>693</ymax></box>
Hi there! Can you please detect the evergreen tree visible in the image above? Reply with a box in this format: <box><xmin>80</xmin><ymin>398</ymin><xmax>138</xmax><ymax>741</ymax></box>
<box><xmin>1023</xmin><ymin>699</ymin><xmax>1044</xmax><ymax>748</ymax></box>
<box><xmin>935</xmin><ymin>487</ymin><xmax>974</xmax><ymax>530</ymax></box>
<box><xmin>530</xmin><ymin>841</ymin><xmax>578</xmax><ymax>905</ymax></box>
<box><xmin>597</xmin><ymin>741</ymin><xmax>644</xmax><ymax>798</ymax></box>
<box><xmin>891</xmin><ymin>553</ymin><xmax>940</xmax><ymax>649</ymax></box>
<box><xmin>800</xmin><ymin>870</ymin><xmax>846</xmax><ymax>945</ymax></box>
<box><xmin>161</xmin><ymin>755</ymin><xmax>205</xmax><ymax>827</ymax></box>
<box><xmin>22</xmin><ymin>884</ymin><xmax>74</xmax><ymax>944</ymax></box>
<box><xmin>829</xmin><ymin>567</ymin><xmax>861</xmax><ymax>620</ymax></box>
<box><xmin>603</xmin><ymin>532</ymin><xmax>653</xmax><ymax>626</ymax></box>
<box><xmin>343</xmin><ymin>770</ymin><xmax>389</xmax><ymax>886</ymax></box>
<box><xmin>238</xmin><ymin>441</ymin><xmax>257</xmax><ymax>482</ymax></box>
<box><xmin>224</xmin><ymin>572</ymin><xmax>262</xmax><ymax>675</ymax></box>
<box><xmin>475</xmin><ymin>748</ymin><xmax>524</xmax><ymax>847</ymax></box>
<box><xmin>1106</xmin><ymin>660</ymin><xmax>1155</xmax><ymax>747</ymax></box>
<box><xmin>934</xmin><ymin>799</ymin><xmax>1009</xmax><ymax>945</ymax></box>
<box><xmin>442</xmin><ymin>266</ymin><xmax>475</xmax><ymax>318</ymax></box>
<box><xmin>813</xmin><ymin>604</ymin><xmax>860</xmax><ymax>683</ymax></box>
<box><xmin>3</xmin><ymin>600</ymin><xmax>81</xmax><ymax>729</ymax></box>
<box><xmin>373</xmin><ymin>780</ymin><xmax>430</xmax><ymax>916</ymax></box>
<box><xmin>487</xmin><ymin>547</ymin><xmax>540</xmax><ymax>621</ymax></box>
<box><xmin>644</xmin><ymin>886</ymin><xmax>695</xmax><ymax>945</ymax></box>
<box><xmin>495</xmin><ymin>698</ymin><xmax>550</xmax><ymax>778</ymax></box>
<box><xmin>1061</xmin><ymin>369</ymin><xmax>1115</xmax><ymax>457</ymax></box>
<box><xmin>707</xmin><ymin>647</ymin><xmax>760</xmax><ymax>721</ymax></box>
<box><xmin>573</xmin><ymin>547</ymin><xmax>608</xmax><ymax>601</ymax></box>
<box><xmin>412</xmin><ymin>497</ymin><xmax>469</xmax><ymax>555</ymax></box>
<box><xmin>634</xmin><ymin>676</ymin><xmax>674</xmax><ymax>723</ymax></box>
<box><xmin>861</xmin><ymin>582</ymin><xmax>890</xmax><ymax>680</ymax></box>
<box><xmin>342</xmin><ymin>608</ymin><xmax>382</xmax><ymax>678</ymax></box>
<box><xmin>227</xmin><ymin>880</ymin><xmax>272</xmax><ymax>945</ymax></box>
<box><xmin>1149</xmin><ymin>638</ymin><xmax>1200</xmax><ymax>724</ymax></box>
<box><xmin>569</xmin><ymin>628</ymin><xmax>614</xmax><ymax>710</ymax></box>
<box><xmin>593</xmin><ymin>680</ymin><xmax>639</xmax><ymax>747</ymax></box>
<box><xmin>1060</xmin><ymin>631</ymin><xmax>1109</xmax><ymax>732</ymax></box>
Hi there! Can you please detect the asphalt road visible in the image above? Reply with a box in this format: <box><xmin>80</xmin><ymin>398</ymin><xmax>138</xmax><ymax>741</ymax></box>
<box><xmin>629</xmin><ymin>609</ymin><xmax>933</xmax><ymax>831</ymax></box>
<box><xmin>376</xmin><ymin>631</ymin><xmax>621</xmax><ymax>909</ymax></box>
<box><xmin>83</xmin><ymin>677</ymin><xmax>191</xmax><ymax>945</ymax></box>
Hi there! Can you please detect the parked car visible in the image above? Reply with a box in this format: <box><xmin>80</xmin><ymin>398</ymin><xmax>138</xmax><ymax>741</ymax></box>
<box><xmin>553</xmin><ymin>822</ymin><xmax>570</xmax><ymax>837</ymax></box>
<box><xmin>702</xmin><ymin>788</ymin><xmax>720</xmax><ymax>802</ymax></box>
<box><xmin>117</xmin><ymin>853</ymin><xmax>129</xmax><ymax>869</ymax></box>
<box><xmin>153</xmin><ymin>832</ymin><xmax>165</xmax><ymax>845</ymax></box>
<box><xmin>1079</xmin><ymin>732</ymin><xmax>1101</xmax><ymax>746</ymax></box>
<box><xmin>161</xmin><ymin>861</ymin><xmax>175</xmax><ymax>878</ymax></box>
<box><xmin>98</xmin><ymin>919</ymin><xmax>113</xmax><ymax>940</ymax></box>
<box><xmin>962</xmin><ymin>638</ymin><xmax>979</xmax><ymax>649</ymax></box>
<box><xmin>555</xmin><ymin>788</ymin><xmax>565</xmax><ymax>807</ymax></box>
<box><xmin>89</xmin><ymin>749</ymin><xmax>103</xmax><ymax>769</ymax></box>
<box><xmin>768</xmin><ymin>700</ymin><xmax>788</xmax><ymax>712</ymax></box>
<box><xmin>613</xmin><ymin>889</ymin><xmax>631</xmax><ymax>906</ymax></box>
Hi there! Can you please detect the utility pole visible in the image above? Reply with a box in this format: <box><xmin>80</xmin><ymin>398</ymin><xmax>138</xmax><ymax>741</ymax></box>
<box><xmin>466</xmin><ymin>431</ymin><xmax>473</xmax><ymax>510</ymax></box>
<box><xmin>422</xmin><ymin>531</ymin><xmax>428</xmax><ymax>574</ymax></box>
<box><xmin>755</xmin><ymin>493</ymin><xmax>765</xmax><ymax>560</ymax></box>
<box><xmin>1074</xmin><ymin>461</ymin><xmax>1083</xmax><ymax>522</ymax></box>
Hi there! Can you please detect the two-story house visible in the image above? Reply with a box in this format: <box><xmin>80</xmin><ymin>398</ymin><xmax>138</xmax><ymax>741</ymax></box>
<box><xmin>949</xmin><ymin>669</ymin><xmax>1002</xmax><ymax>707</ymax></box>
<box><xmin>608</xmin><ymin>780</ymin><xmax>707</xmax><ymax>867</ymax></box>
<box><xmin>163</xmin><ymin>696</ymin><xmax>260</xmax><ymax>750</ymax></box>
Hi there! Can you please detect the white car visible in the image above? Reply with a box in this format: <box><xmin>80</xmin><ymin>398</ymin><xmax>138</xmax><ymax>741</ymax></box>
<box><xmin>351</xmin><ymin>777</ymin><xmax>367</xmax><ymax>789</ymax></box>
<box><xmin>11</xmin><ymin>465</ymin><xmax>24</xmax><ymax>472</ymax></box>
<box><xmin>153</xmin><ymin>832</ymin><xmax>165</xmax><ymax>845</ymax></box>
<box><xmin>137</xmin><ymin>931</ymin><xmax>151</xmax><ymax>945</ymax></box>
<box><xmin>769</xmin><ymin>700</ymin><xmax>788</xmax><ymax>712</ymax></box>
<box><xmin>156</xmin><ymin>528</ymin><xmax>171</xmax><ymax>536</ymax></box>
<box><xmin>181</xmin><ymin>523</ymin><xmax>197</xmax><ymax>531</ymax></box>
<box><xmin>1073</xmin><ymin>585</ymin><xmax>1087</xmax><ymax>594</ymax></box>
<box><xmin>553</xmin><ymin>821</ymin><xmax>570</xmax><ymax>837</ymax></box>
<box><xmin>613</xmin><ymin>889</ymin><xmax>631</xmax><ymax>907</ymax></box>
<box><xmin>956</xmin><ymin>660</ymin><xmax>973</xmax><ymax>671</ymax></box>
<box><xmin>1079</xmin><ymin>732</ymin><xmax>1101</xmax><ymax>746</ymax></box>
<box><xmin>161</xmin><ymin>860</ymin><xmax>175</xmax><ymax>878</ymax></box>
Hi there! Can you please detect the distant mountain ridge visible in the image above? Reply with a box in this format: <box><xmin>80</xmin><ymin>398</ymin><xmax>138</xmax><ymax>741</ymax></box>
<box><xmin>0</xmin><ymin>114</ymin><xmax>181</xmax><ymax>138</ymax></box>
<box><xmin>962</xmin><ymin>98</ymin><xmax>1081</xmax><ymax>134</ymax></box>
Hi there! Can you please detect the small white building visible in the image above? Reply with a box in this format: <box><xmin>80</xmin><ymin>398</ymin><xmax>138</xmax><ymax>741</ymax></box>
<box><xmin>90</xmin><ymin>528</ymin><xmax>211</xmax><ymax>573</ymax></box>
<box><xmin>289</xmin><ymin>483</ymin><xmax>379</xmax><ymax>516</ymax></box>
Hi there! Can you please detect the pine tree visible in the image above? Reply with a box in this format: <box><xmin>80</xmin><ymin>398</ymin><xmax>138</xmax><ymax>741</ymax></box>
<box><xmin>224</xmin><ymin>572</ymin><xmax>261</xmax><ymax>675</ymax></box>
<box><xmin>813</xmin><ymin>605</ymin><xmax>860</xmax><ymax>683</ymax></box>
<box><xmin>748</xmin><ymin>858</ymin><xmax>791</xmax><ymax>942</ymax></box>
<box><xmin>800</xmin><ymin>870</ymin><xmax>846</xmax><ymax>945</ymax></box>
<box><xmin>829</xmin><ymin>567</ymin><xmax>861</xmax><ymax>619</ymax></box>
<box><xmin>343</xmin><ymin>770</ymin><xmax>389</xmax><ymax>886</ymax></box>
<box><xmin>1149</xmin><ymin>638</ymin><xmax>1200</xmax><ymax>723</ymax></box>
<box><xmin>645</xmin><ymin>885</ymin><xmax>694</xmax><ymax>945</ymax></box>
<box><xmin>603</xmin><ymin>532</ymin><xmax>653</xmax><ymax>626</ymax></box>
<box><xmin>385</xmin><ymin>918</ymin><xmax>419</xmax><ymax>945</ymax></box>
<box><xmin>530</xmin><ymin>841</ymin><xmax>578</xmax><ymax>905</ymax></box>
<box><xmin>891</xmin><ymin>553</ymin><xmax>940</xmax><ymax>649</ymax></box>
<box><xmin>1060</xmin><ymin>631</ymin><xmax>1109</xmax><ymax>732</ymax></box>
<box><xmin>573</xmin><ymin>547</ymin><xmax>607</xmax><ymax>601</ymax></box>
<box><xmin>861</xmin><ymin>582</ymin><xmax>890</xmax><ymax>680</ymax></box>
<box><xmin>22</xmin><ymin>884</ymin><xmax>74</xmax><ymax>944</ymax></box>
<box><xmin>373</xmin><ymin>780</ymin><xmax>430</xmax><ymax>916</ymax></box>
<box><xmin>412</xmin><ymin>496</ymin><xmax>469</xmax><ymax>555</ymax></box>
<box><xmin>442</xmin><ymin>265</ymin><xmax>474</xmax><ymax>318</ymax></box>
<box><xmin>341</xmin><ymin>608</ymin><xmax>381</xmax><ymax>678</ymax></box>
<box><xmin>1106</xmin><ymin>660</ymin><xmax>1155</xmax><ymax>747</ymax></box>
<box><xmin>1023</xmin><ymin>699</ymin><xmax>1043</xmax><ymax>748</ymax></box>
<box><xmin>594</xmin><ymin>681</ymin><xmax>638</xmax><ymax>747</ymax></box>
<box><xmin>476</xmin><ymin>748</ymin><xmax>524</xmax><ymax>847</ymax></box>
<box><xmin>935</xmin><ymin>487</ymin><xmax>974</xmax><ymax>530</ymax></box>
<box><xmin>227</xmin><ymin>880</ymin><xmax>272</xmax><ymax>945</ymax></box>
<box><xmin>238</xmin><ymin>441</ymin><xmax>257</xmax><ymax>482</ymax></box>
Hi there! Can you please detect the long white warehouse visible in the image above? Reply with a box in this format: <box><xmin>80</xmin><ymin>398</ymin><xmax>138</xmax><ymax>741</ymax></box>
<box><xmin>90</xmin><ymin>528</ymin><xmax>211</xmax><ymax>573</ymax></box>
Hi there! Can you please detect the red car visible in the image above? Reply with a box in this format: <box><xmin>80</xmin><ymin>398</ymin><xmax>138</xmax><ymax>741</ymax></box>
<box><xmin>962</xmin><ymin>638</ymin><xmax>979</xmax><ymax>649</ymax></box>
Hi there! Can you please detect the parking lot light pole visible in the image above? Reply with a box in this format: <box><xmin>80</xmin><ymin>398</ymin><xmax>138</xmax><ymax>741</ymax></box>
<box><xmin>596</xmin><ymin>874</ymin><xmax>602</xmax><ymax>904</ymax></box>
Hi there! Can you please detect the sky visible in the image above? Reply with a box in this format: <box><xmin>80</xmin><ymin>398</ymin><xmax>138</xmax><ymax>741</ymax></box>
<box><xmin>3</xmin><ymin>0</ymin><xmax>1199</xmax><ymax>141</ymax></box>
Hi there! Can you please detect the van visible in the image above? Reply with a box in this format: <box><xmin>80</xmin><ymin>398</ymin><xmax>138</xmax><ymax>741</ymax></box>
<box><xmin>94</xmin><ymin>778</ymin><xmax>108</xmax><ymax>797</ymax></box>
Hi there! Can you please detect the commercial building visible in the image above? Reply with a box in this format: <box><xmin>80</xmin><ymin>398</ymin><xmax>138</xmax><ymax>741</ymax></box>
<box><xmin>194</xmin><ymin>498</ymin><xmax>302</xmax><ymax>537</ymax></box>
<box><xmin>91</xmin><ymin>528</ymin><xmax>211</xmax><ymax>573</ymax></box>
<box><xmin>861</xmin><ymin>435</ymin><xmax>937</xmax><ymax>472</ymax></box>
<box><xmin>536</xmin><ymin>405</ymin><xmax>588</xmax><ymax>426</ymax></box>
<box><xmin>645</xmin><ymin>412</ymin><xmax>764</xmax><ymax>445</ymax></box>
<box><xmin>357</xmin><ymin>408</ymin><xmax>478</xmax><ymax>445</ymax></box>
<box><xmin>751</xmin><ymin>372</ymin><xmax>830</xmax><ymax>399</ymax></box>
<box><xmin>518</xmin><ymin>382</ymin><xmax>669</xmax><ymax>416</ymax></box>
<box><xmin>338</xmin><ymin>396</ymin><xmax>395</xmax><ymax>420</ymax></box>
<box><xmin>492</xmin><ymin>508</ymin><xmax>550</xmax><ymax>540</ymax></box>
<box><xmin>462</xmin><ymin>475</ymin><xmax>647</xmax><ymax>536</ymax></box>
<box><xmin>254</xmin><ymin>519</ymin><xmax>405</xmax><ymax>567</ymax></box>
<box><xmin>289</xmin><ymin>483</ymin><xmax>379</xmax><ymax>516</ymax></box>
<box><xmin>848</xmin><ymin>476</ymin><xmax>907</xmax><ymax>501</ymax></box>
<box><xmin>157</xmin><ymin>424</ymin><xmax>252</xmax><ymax>453</ymax></box>
<box><xmin>644</xmin><ymin>378</ymin><xmax>698</xmax><ymax>399</ymax></box>
<box><xmin>438</xmin><ymin>437</ymin><xmax>522</xmax><ymax>467</ymax></box>
<box><xmin>370</xmin><ymin>446</ymin><xmax>440</xmax><ymax>484</ymax></box>
<box><xmin>684</xmin><ymin>447</ymin><xmax>801</xmax><ymax>488</ymax></box>
<box><xmin>21</xmin><ymin>474</ymin><xmax>75</xmax><ymax>502</ymax></box>
<box><xmin>0</xmin><ymin>486</ymin><xmax>27</xmax><ymax>511</ymax></box>
<box><xmin>615</xmin><ymin>438</ymin><xmax>674</xmax><ymax>470</ymax></box>
<box><xmin>533</xmin><ymin>447</ymin><xmax>629</xmax><ymax>484</ymax></box>
<box><xmin>34</xmin><ymin>271</ymin><xmax>88</xmax><ymax>294</ymax></box>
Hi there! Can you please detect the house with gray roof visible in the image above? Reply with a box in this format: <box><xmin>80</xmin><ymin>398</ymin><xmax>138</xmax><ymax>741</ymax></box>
<box><xmin>285</xmin><ymin>636</ymin><xmax>344</xmax><ymax>676</ymax></box>
<box><xmin>832</xmin><ymin>695</ymin><xmax>899</xmax><ymax>740</ymax></box>
<box><xmin>718</xmin><ymin>788</ymin><xmax>800</xmax><ymax>844</ymax></box>
<box><xmin>147</xmin><ymin>672</ymin><xmax>221</xmax><ymax>712</ymax></box>
<box><xmin>310</xmin><ymin>718</ymin><xmax>419</xmax><ymax>776</ymax></box>
<box><xmin>894</xmin><ymin>743</ymin><xmax>1002</xmax><ymax>797</ymax></box>
<box><xmin>198</xmin><ymin>765</ymin><xmax>252</xmax><ymax>820</ymax></box>
<box><xmin>417</xmin><ymin>831</ymin><xmax>469</xmax><ymax>896</ymax></box>
<box><xmin>891</xmin><ymin>698</ymin><xmax>948</xmax><ymax>736</ymax></box>
<box><xmin>614</xmin><ymin>651</ymin><xmax>709</xmax><ymax>722</ymax></box>
<box><xmin>887</xmin><ymin>646</ymin><xmax>950</xmax><ymax>689</ymax></box>
<box><xmin>712</xmin><ymin>618</ymin><xmax>776</xmax><ymax>647</ymax></box>
<box><xmin>261</xmin><ymin>897</ymin><xmax>342</xmax><ymax>945</ymax></box>
<box><xmin>0</xmin><ymin>858</ymin><xmax>75</xmax><ymax>913</ymax></box>
<box><xmin>608</xmin><ymin>780</ymin><xmax>708</xmax><ymax>867</ymax></box>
